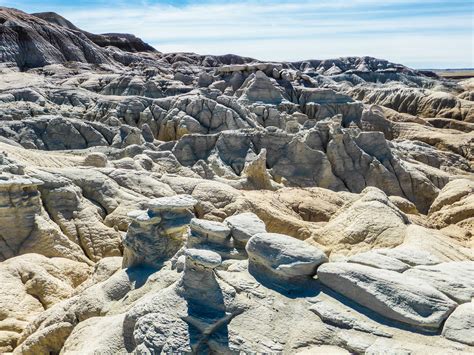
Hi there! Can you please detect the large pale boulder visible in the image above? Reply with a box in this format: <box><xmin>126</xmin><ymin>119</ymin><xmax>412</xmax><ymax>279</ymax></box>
<box><xmin>14</xmin><ymin>266</ymin><xmax>152</xmax><ymax>355</ymax></box>
<box><xmin>187</xmin><ymin>218</ymin><xmax>239</xmax><ymax>259</ymax></box>
<box><xmin>311</xmin><ymin>187</ymin><xmax>409</xmax><ymax>257</ymax></box>
<box><xmin>442</xmin><ymin>303</ymin><xmax>474</xmax><ymax>346</ymax></box>
<box><xmin>246</xmin><ymin>232</ymin><xmax>328</xmax><ymax>284</ymax></box>
<box><xmin>403</xmin><ymin>261</ymin><xmax>474</xmax><ymax>303</ymax></box>
<box><xmin>224</xmin><ymin>212</ymin><xmax>267</xmax><ymax>244</ymax></box>
<box><xmin>317</xmin><ymin>262</ymin><xmax>457</xmax><ymax>328</ymax></box>
<box><xmin>347</xmin><ymin>251</ymin><xmax>410</xmax><ymax>272</ymax></box>
<box><xmin>375</xmin><ymin>247</ymin><xmax>441</xmax><ymax>266</ymax></box>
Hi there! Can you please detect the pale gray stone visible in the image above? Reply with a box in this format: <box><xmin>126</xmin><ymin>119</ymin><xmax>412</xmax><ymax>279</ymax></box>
<box><xmin>184</xmin><ymin>248</ymin><xmax>222</xmax><ymax>270</ymax></box>
<box><xmin>225</xmin><ymin>212</ymin><xmax>267</xmax><ymax>243</ymax></box>
<box><xmin>347</xmin><ymin>250</ymin><xmax>410</xmax><ymax>272</ymax></box>
<box><xmin>247</xmin><ymin>232</ymin><xmax>328</xmax><ymax>283</ymax></box>
<box><xmin>309</xmin><ymin>301</ymin><xmax>392</xmax><ymax>337</ymax></box>
<box><xmin>189</xmin><ymin>218</ymin><xmax>231</xmax><ymax>239</ymax></box>
<box><xmin>404</xmin><ymin>261</ymin><xmax>474</xmax><ymax>303</ymax></box>
<box><xmin>376</xmin><ymin>247</ymin><xmax>441</xmax><ymax>266</ymax></box>
<box><xmin>317</xmin><ymin>262</ymin><xmax>457</xmax><ymax>328</ymax></box>
<box><xmin>442</xmin><ymin>303</ymin><xmax>474</xmax><ymax>346</ymax></box>
<box><xmin>147</xmin><ymin>194</ymin><xmax>197</xmax><ymax>212</ymax></box>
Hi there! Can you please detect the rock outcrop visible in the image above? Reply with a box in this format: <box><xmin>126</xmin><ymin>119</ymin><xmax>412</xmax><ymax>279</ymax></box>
<box><xmin>0</xmin><ymin>7</ymin><xmax>473</xmax><ymax>355</ymax></box>
<box><xmin>0</xmin><ymin>174</ymin><xmax>43</xmax><ymax>260</ymax></box>
<box><xmin>187</xmin><ymin>218</ymin><xmax>235</xmax><ymax>258</ymax></box>
<box><xmin>188</xmin><ymin>212</ymin><xmax>267</xmax><ymax>259</ymax></box>
<box><xmin>0</xmin><ymin>254</ymin><xmax>91</xmax><ymax>353</ymax></box>
<box><xmin>317</xmin><ymin>262</ymin><xmax>457</xmax><ymax>329</ymax></box>
<box><xmin>122</xmin><ymin>195</ymin><xmax>197</xmax><ymax>268</ymax></box>
<box><xmin>310</xmin><ymin>187</ymin><xmax>410</xmax><ymax>257</ymax></box>
<box><xmin>428</xmin><ymin>179</ymin><xmax>474</xmax><ymax>235</ymax></box>
<box><xmin>0</xmin><ymin>7</ymin><xmax>113</xmax><ymax>69</ymax></box>
<box><xmin>403</xmin><ymin>261</ymin><xmax>474</xmax><ymax>303</ymax></box>
<box><xmin>442</xmin><ymin>303</ymin><xmax>474</xmax><ymax>346</ymax></box>
<box><xmin>224</xmin><ymin>212</ymin><xmax>266</xmax><ymax>245</ymax></box>
<box><xmin>32</xmin><ymin>11</ymin><xmax>157</xmax><ymax>53</ymax></box>
<box><xmin>122</xmin><ymin>248</ymin><xmax>238</xmax><ymax>354</ymax></box>
<box><xmin>247</xmin><ymin>232</ymin><xmax>328</xmax><ymax>285</ymax></box>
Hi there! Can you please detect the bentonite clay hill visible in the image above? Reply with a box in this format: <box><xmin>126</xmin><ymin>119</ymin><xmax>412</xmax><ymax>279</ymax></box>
<box><xmin>0</xmin><ymin>6</ymin><xmax>473</xmax><ymax>354</ymax></box>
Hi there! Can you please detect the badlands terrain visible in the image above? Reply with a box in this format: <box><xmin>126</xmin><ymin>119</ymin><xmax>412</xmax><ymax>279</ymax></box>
<box><xmin>0</xmin><ymin>6</ymin><xmax>473</xmax><ymax>354</ymax></box>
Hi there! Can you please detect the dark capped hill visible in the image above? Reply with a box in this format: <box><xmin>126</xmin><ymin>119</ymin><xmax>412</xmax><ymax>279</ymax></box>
<box><xmin>32</xmin><ymin>11</ymin><xmax>157</xmax><ymax>53</ymax></box>
<box><xmin>0</xmin><ymin>7</ymin><xmax>113</xmax><ymax>69</ymax></box>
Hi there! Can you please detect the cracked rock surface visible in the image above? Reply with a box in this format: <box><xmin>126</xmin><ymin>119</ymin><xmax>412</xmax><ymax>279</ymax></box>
<box><xmin>0</xmin><ymin>7</ymin><xmax>473</xmax><ymax>354</ymax></box>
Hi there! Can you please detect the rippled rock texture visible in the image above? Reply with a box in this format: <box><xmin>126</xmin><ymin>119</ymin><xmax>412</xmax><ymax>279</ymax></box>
<box><xmin>0</xmin><ymin>6</ymin><xmax>473</xmax><ymax>354</ymax></box>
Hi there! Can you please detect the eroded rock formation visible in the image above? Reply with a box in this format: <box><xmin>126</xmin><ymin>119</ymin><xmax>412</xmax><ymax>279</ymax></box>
<box><xmin>122</xmin><ymin>195</ymin><xmax>197</xmax><ymax>268</ymax></box>
<box><xmin>0</xmin><ymin>7</ymin><xmax>473</xmax><ymax>354</ymax></box>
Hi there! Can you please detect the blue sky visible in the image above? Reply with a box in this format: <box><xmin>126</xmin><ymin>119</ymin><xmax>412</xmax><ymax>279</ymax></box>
<box><xmin>1</xmin><ymin>0</ymin><xmax>473</xmax><ymax>68</ymax></box>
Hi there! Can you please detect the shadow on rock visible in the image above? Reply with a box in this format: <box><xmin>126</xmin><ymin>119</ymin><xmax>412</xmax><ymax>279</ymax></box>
<box><xmin>248</xmin><ymin>262</ymin><xmax>322</xmax><ymax>299</ymax></box>
<box><xmin>124</xmin><ymin>264</ymin><xmax>157</xmax><ymax>289</ymax></box>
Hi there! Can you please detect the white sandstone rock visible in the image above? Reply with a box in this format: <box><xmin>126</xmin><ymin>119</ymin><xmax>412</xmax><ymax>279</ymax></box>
<box><xmin>376</xmin><ymin>247</ymin><xmax>441</xmax><ymax>266</ymax></box>
<box><xmin>403</xmin><ymin>261</ymin><xmax>474</xmax><ymax>303</ymax></box>
<box><xmin>147</xmin><ymin>194</ymin><xmax>198</xmax><ymax>211</ymax></box>
<box><xmin>225</xmin><ymin>212</ymin><xmax>267</xmax><ymax>243</ymax></box>
<box><xmin>309</xmin><ymin>301</ymin><xmax>392</xmax><ymax>337</ymax></box>
<box><xmin>189</xmin><ymin>218</ymin><xmax>231</xmax><ymax>239</ymax></box>
<box><xmin>347</xmin><ymin>250</ymin><xmax>410</xmax><ymax>272</ymax></box>
<box><xmin>247</xmin><ymin>232</ymin><xmax>328</xmax><ymax>282</ymax></box>
<box><xmin>317</xmin><ymin>262</ymin><xmax>457</xmax><ymax>328</ymax></box>
<box><xmin>442</xmin><ymin>302</ymin><xmax>474</xmax><ymax>346</ymax></box>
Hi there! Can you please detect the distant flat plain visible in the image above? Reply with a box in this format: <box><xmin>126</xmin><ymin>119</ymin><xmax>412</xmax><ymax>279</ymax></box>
<box><xmin>429</xmin><ymin>68</ymin><xmax>474</xmax><ymax>79</ymax></box>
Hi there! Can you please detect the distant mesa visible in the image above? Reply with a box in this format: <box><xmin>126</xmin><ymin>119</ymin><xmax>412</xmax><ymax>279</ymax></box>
<box><xmin>0</xmin><ymin>7</ymin><xmax>156</xmax><ymax>70</ymax></box>
<box><xmin>32</xmin><ymin>11</ymin><xmax>157</xmax><ymax>53</ymax></box>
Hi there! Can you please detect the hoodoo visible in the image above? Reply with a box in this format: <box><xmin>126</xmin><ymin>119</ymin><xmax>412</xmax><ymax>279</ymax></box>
<box><xmin>0</xmin><ymin>4</ymin><xmax>473</xmax><ymax>354</ymax></box>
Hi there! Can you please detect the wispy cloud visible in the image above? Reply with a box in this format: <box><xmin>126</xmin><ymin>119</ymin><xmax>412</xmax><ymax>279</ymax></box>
<box><xmin>1</xmin><ymin>0</ymin><xmax>473</xmax><ymax>68</ymax></box>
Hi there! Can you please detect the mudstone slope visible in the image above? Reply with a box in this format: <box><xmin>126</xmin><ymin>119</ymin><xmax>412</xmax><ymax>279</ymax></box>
<box><xmin>0</xmin><ymin>6</ymin><xmax>473</xmax><ymax>354</ymax></box>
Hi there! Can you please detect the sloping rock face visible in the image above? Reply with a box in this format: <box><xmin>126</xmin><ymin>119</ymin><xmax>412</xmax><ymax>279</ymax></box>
<box><xmin>317</xmin><ymin>262</ymin><xmax>457</xmax><ymax>329</ymax></box>
<box><xmin>403</xmin><ymin>261</ymin><xmax>474</xmax><ymax>303</ymax></box>
<box><xmin>0</xmin><ymin>7</ymin><xmax>473</xmax><ymax>355</ymax></box>
<box><xmin>310</xmin><ymin>187</ymin><xmax>410</xmax><ymax>256</ymax></box>
<box><xmin>32</xmin><ymin>12</ymin><xmax>157</xmax><ymax>53</ymax></box>
<box><xmin>442</xmin><ymin>303</ymin><xmax>474</xmax><ymax>346</ymax></box>
<box><xmin>0</xmin><ymin>254</ymin><xmax>92</xmax><ymax>353</ymax></box>
<box><xmin>351</xmin><ymin>85</ymin><xmax>474</xmax><ymax>122</ymax></box>
<box><xmin>1</xmin><ymin>175</ymin><xmax>471</xmax><ymax>353</ymax></box>
<box><xmin>247</xmin><ymin>232</ymin><xmax>328</xmax><ymax>285</ymax></box>
<box><xmin>428</xmin><ymin>178</ymin><xmax>474</xmax><ymax>234</ymax></box>
<box><xmin>0</xmin><ymin>174</ymin><xmax>42</xmax><ymax>260</ymax></box>
<box><xmin>0</xmin><ymin>116</ymin><xmax>144</xmax><ymax>150</ymax></box>
<box><xmin>0</xmin><ymin>7</ymin><xmax>114</xmax><ymax>69</ymax></box>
